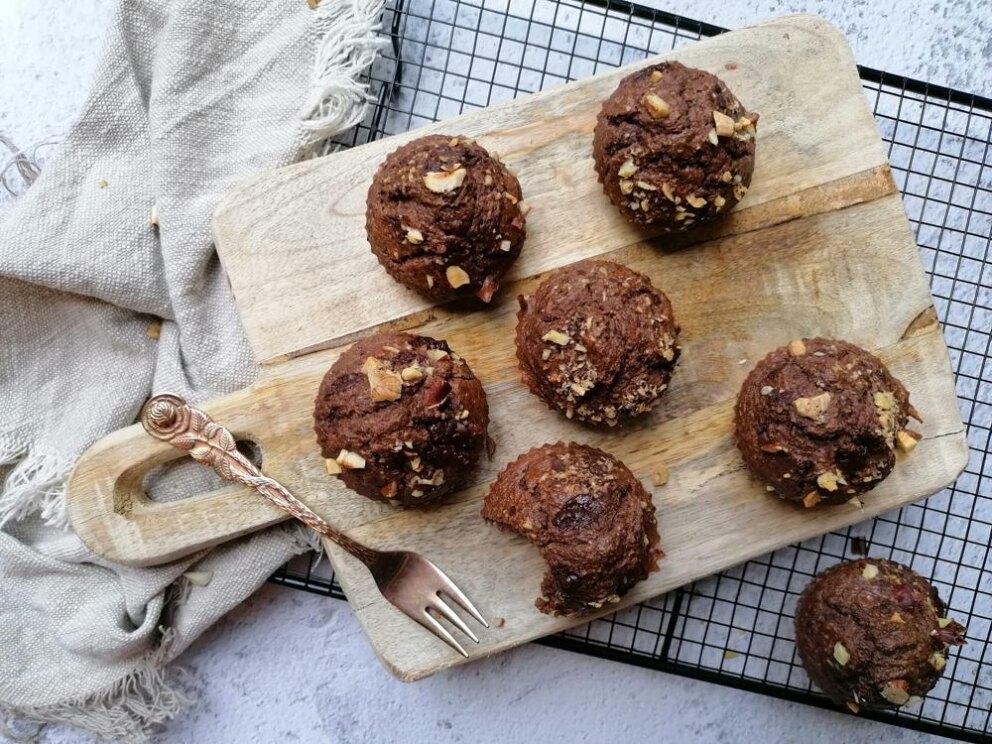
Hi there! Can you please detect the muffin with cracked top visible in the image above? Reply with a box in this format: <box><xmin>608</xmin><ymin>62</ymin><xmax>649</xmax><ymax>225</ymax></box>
<box><xmin>593</xmin><ymin>60</ymin><xmax>758</xmax><ymax>230</ymax></box>
<box><xmin>365</xmin><ymin>134</ymin><xmax>527</xmax><ymax>303</ymax></box>
<box><xmin>734</xmin><ymin>337</ymin><xmax>921</xmax><ymax>508</ymax></box>
<box><xmin>795</xmin><ymin>558</ymin><xmax>966</xmax><ymax>712</ymax></box>
<box><xmin>515</xmin><ymin>260</ymin><xmax>680</xmax><ymax>426</ymax></box>
<box><xmin>314</xmin><ymin>331</ymin><xmax>491</xmax><ymax>507</ymax></box>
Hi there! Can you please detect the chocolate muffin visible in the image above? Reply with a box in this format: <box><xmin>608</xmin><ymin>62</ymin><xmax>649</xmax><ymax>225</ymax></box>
<box><xmin>313</xmin><ymin>331</ymin><xmax>490</xmax><ymax>506</ymax></box>
<box><xmin>735</xmin><ymin>337</ymin><xmax>921</xmax><ymax>507</ymax></box>
<box><xmin>482</xmin><ymin>442</ymin><xmax>661</xmax><ymax>615</ymax></box>
<box><xmin>593</xmin><ymin>61</ymin><xmax>757</xmax><ymax>230</ymax></box>
<box><xmin>515</xmin><ymin>260</ymin><xmax>680</xmax><ymax>425</ymax></box>
<box><xmin>795</xmin><ymin>558</ymin><xmax>966</xmax><ymax>712</ymax></box>
<box><xmin>365</xmin><ymin>134</ymin><xmax>527</xmax><ymax>303</ymax></box>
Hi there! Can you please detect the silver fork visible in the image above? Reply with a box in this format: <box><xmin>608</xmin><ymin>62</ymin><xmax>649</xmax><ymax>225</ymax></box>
<box><xmin>140</xmin><ymin>393</ymin><xmax>488</xmax><ymax>657</ymax></box>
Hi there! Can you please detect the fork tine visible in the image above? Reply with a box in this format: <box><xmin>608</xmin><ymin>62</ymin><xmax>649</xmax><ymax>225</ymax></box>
<box><xmin>432</xmin><ymin>567</ymin><xmax>489</xmax><ymax>628</ymax></box>
<box><xmin>429</xmin><ymin>595</ymin><xmax>480</xmax><ymax>644</ymax></box>
<box><xmin>418</xmin><ymin>611</ymin><xmax>469</xmax><ymax>658</ymax></box>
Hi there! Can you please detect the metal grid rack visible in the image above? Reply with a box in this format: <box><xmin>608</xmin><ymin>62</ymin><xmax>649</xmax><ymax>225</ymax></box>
<box><xmin>270</xmin><ymin>1</ymin><xmax>992</xmax><ymax>739</ymax></box>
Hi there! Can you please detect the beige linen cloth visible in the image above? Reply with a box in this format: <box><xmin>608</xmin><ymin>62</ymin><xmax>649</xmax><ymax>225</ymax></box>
<box><xmin>0</xmin><ymin>0</ymin><xmax>384</xmax><ymax>740</ymax></box>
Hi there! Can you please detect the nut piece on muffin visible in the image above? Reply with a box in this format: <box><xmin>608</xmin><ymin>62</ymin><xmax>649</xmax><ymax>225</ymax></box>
<box><xmin>796</xmin><ymin>558</ymin><xmax>966</xmax><ymax>712</ymax></box>
<box><xmin>365</xmin><ymin>134</ymin><xmax>527</xmax><ymax>303</ymax></box>
<box><xmin>482</xmin><ymin>442</ymin><xmax>661</xmax><ymax>615</ymax></box>
<box><xmin>734</xmin><ymin>337</ymin><xmax>921</xmax><ymax>507</ymax></box>
<box><xmin>593</xmin><ymin>60</ymin><xmax>758</xmax><ymax>231</ymax></box>
<box><xmin>515</xmin><ymin>260</ymin><xmax>680</xmax><ymax>426</ymax></box>
<box><xmin>313</xmin><ymin>331</ymin><xmax>491</xmax><ymax>507</ymax></box>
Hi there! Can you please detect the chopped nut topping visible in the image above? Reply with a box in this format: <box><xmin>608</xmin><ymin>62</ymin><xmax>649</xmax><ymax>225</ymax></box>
<box><xmin>403</xmin><ymin>224</ymin><xmax>424</xmax><ymax>244</ymax></box>
<box><xmin>937</xmin><ymin>617</ymin><xmax>953</xmax><ymax>628</ymax></box>
<box><xmin>636</xmin><ymin>180</ymin><xmax>658</xmax><ymax>191</ymax></box>
<box><xmin>426</xmin><ymin>348</ymin><xmax>449</xmax><ymax>361</ymax></box>
<box><xmin>426</xmin><ymin>275</ymin><xmax>434</xmax><ymax>289</ymax></box>
<box><xmin>542</xmin><ymin>330</ymin><xmax>570</xmax><ymax>345</ymax></box>
<box><xmin>336</xmin><ymin>450</ymin><xmax>366</xmax><ymax>470</ymax></box>
<box><xmin>833</xmin><ymin>642</ymin><xmax>850</xmax><ymax>666</ymax></box>
<box><xmin>793</xmin><ymin>391</ymin><xmax>832</xmax><ymax>420</ymax></box>
<box><xmin>649</xmin><ymin>70</ymin><xmax>663</xmax><ymax>82</ymax></box>
<box><xmin>446</xmin><ymin>265</ymin><xmax>471</xmax><ymax>288</ymax></box>
<box><xmin>707</xmin><ymin>129</ymin><xmax>719</xmax><ymax>146</ymax></box>
<box><xmin>817</xmin><ymin>471</ymin><xmax>841</xmax><ymax>492</ymax></box>
<box><xmin>521</xmin><ymin>517</ymin><xmax>534</xmax><ymax>531</ymax></box>
<box><xmin>890</xmin><ymin>612</ymin><xmax>905</xmax><ymax>624</ymax></box>
<box><xmin>713</xmin><ymin>110</ymin><xmax>736</xmax><ymax>136</ymax></box>
<box><xmin>448</xmin><ymin>137</ymin><xmax>460</xmax><ymax>147</ymax></box>
<box><xmin>896</xmin><ymin>430</ymin><xmax>921</xmax><ymax>453</ymax></box>
<box><xmin>643</xmin><ymin>93</ymin><xmax>670</xmax><ymax>118</ymax></box>
<box><xmin>846</xmin><ymin>702</ymin><xmax>860</xmax><ymax>714</ymax></box>
<box><xmin>640</xmin><ymin>198</ymin><xmax>651</xmax><ymax>212</ymax></box>
<box><xmin>362</xmin><ymin>357</ymin><xmax>403</xmax><ymax>402</ymax></box>
<box><xmin>620</xmin><ymin>179</ymin><xmax>635</xmax><ymax>195</ymax></box>
<box><xmin>714</xmin><ymin>195</ymin><xmax>727</xmax><ymax>208</ymax></box>
<box><xmin>686</xmin><ymin>194</ymin><xmax>706</xmax><ymax>209</ymax></box>
<box><xmin>324</xmin><ymin>458</ymin><xmax>342</xmax><ymax>475</ymax></box>
<box><xmin>721</xmin><ymin>171</ymin><xmax>733</xmax><ymax>183</ymax></box>
<box><xmin>518</xmin><ymin>201</ymin><xmax>532</xmax><ymax>216</ymax></box>
<box><xmin>416</xmin><ymin>469</ymin><xmax>445</xmax><ymax>487</ymax></box>
<box><xmin>880</xmin><ymin>680</ymin><xmax>910</xmax><ymax>706</ymax></box>
<box><xmin>499</xmin><ymin>239</ymin><xmax>512</xmax><ymax>252</ymax></box>
<box><xmin>483</xmin><ymin>173</ymin><xmax>493</xmax><ymax>186</ymax></box>
<box><xmin>400</xmin><ymin>366</ymin><xmax>424</xmax><ymax>382</ymax></box>
<box><xmin>502</xmin><ymin>190</ymin><xmax>518</xmax><ymax>204</ymax></box>
<box><xmin>661</xmin><ymin>347</ymin><xmax>675</xmax><ymax>361</ymax></box>
<box><xmin>862</xmin><ymin>563</ymin><xmax>879</xmax><ymax>580</ymax></box>
<box><xmin>760</xmin><ymin>385</ymin><xmax>774</xmax><ymax>395</ymax></box>
<box><xmin>380</xmin><ymin>481</ymin><xmax>398</xmax><ymax>499</ymax></box>
<box><xmin>411</xmin><ymin>489</ymin><xmax>424</xmax><ymax>498</ymax></box>
<box><xmin>788</xmin><ymin>339</ymin><xmax>807</xmax><ymax>356</ymax></box>
<box><xmin>734</xmin><ymin>183</ymin><xmax>748</xmax><ymax>201</ymax></box>
<box><xmin>424</xmin><ymin>166</ymin><xmax>467</xmax><ymax>193</ymax></box>
<box><xmin>660</xmin><ymin>182</ymin><xmax>675</xmax><ymax>202</ymax></box>
<box><xmin>803</xmin><ymin>491</ymin><xmax>822</xmax><ymax>508</ymax></box>
<box><xmin>618</xmin><ymin>159</ymin><xmax>638</xmax><ymax>178</ymax></box>
<box><xmin>930</xmin><ymin>652</ymin><xmax>946</xmax><ymax>671</ymax></box>
<box><xmin>653</xmin><ymin>466</ymin><xmax>669</xmax><ymax>486</ymax></box>
<box><xmin>760</xmin><ymin>443</ymin><xmax>787</xmax><ymax>453</ymax></box>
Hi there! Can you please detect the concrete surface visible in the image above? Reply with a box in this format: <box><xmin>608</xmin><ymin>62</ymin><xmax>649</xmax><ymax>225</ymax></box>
<box><xmin>2</xmin><ymin>1</ymin><xmax>988</xmax><ymax>742</ymax></box>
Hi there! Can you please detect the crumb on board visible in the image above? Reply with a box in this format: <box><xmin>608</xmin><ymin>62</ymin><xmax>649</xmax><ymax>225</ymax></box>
<box><xmin>652</xmin><ymin>465</ymin><xmax>669</xmax><ymax>487</ymax></box>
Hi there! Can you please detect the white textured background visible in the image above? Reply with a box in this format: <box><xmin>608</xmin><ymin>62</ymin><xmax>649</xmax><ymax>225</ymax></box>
<box><xmin>2</xmin><ymin>1</ymin><xmax>989</xmax><ymax>742</ymax></box>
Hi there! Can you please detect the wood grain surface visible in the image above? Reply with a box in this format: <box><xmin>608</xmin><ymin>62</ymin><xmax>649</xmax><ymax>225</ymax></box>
<box><xmin>67</xmin><ymin>15</ymin><xmax>967</xmax><ymax>681</ymax></box>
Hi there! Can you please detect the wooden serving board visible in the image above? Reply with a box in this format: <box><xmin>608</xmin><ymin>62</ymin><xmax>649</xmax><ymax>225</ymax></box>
<box><xmin>68</xmin><ymin>15</ymin><xmax>967</xmax><ymax>681</ymax></box>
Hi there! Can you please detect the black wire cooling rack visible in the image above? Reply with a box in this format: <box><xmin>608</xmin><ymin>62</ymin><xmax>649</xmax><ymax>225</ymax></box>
<box><xmin>271</xmin><ymin>1</ymin><xmax>992</xmax><ymax>739</ymax></box>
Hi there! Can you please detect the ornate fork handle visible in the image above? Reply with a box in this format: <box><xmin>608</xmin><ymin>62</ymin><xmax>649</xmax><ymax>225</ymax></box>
<box><xmin>141</xmin><ymin>393</ymin><xmax>379</xmax><ymax>567</ymax></box>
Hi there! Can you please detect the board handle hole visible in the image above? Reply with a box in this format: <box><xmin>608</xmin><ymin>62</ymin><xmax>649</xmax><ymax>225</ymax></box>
<box><xmin>142</xmin><ymin>438</ymin><xmax>264</xmax><ymax>502</ymax></box>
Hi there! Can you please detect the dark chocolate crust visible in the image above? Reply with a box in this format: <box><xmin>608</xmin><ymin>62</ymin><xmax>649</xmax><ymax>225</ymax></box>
<box><xmin>593</xmin><ymin>61</ymin><xmax>757</xmax><ymax>230</ymax></box>
<box><xmin>795</xmin><ymin>558</ymin><xmax>966</xmax><ymax>711</ymax></box>
<box><xmin>365</xmin><ymin>134</ymin><xmax>526</xmax><ymax>303</ymax></box>
<box><xmin>515</xmin><ymin>260</ymin><xmax>680</xmax><ymax>425</ymax></box>
<box><xmin>313</xmin><ymin>331</ymin><xmax>490</xmax><ymax>506</ymax></box>
<box><xmin>482</xmin><ymin>442</ymin><xmax>661</xmax><ymax>615</ymax></box>
<box><xmin>734</xmin><ymin>337</ymin><xmax>920</xmax><ymax>507</ymax></box>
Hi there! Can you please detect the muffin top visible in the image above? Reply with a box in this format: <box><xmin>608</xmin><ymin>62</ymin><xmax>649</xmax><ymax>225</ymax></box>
<box><xmin>593</xmin><ymin>61</ymin><xmax>757</xmax><ymax>229</ymax></box>
<box><xmin>365</xmin><ymin>134</ymin><xmax>526</xmax><ymax>303</ymax></box>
